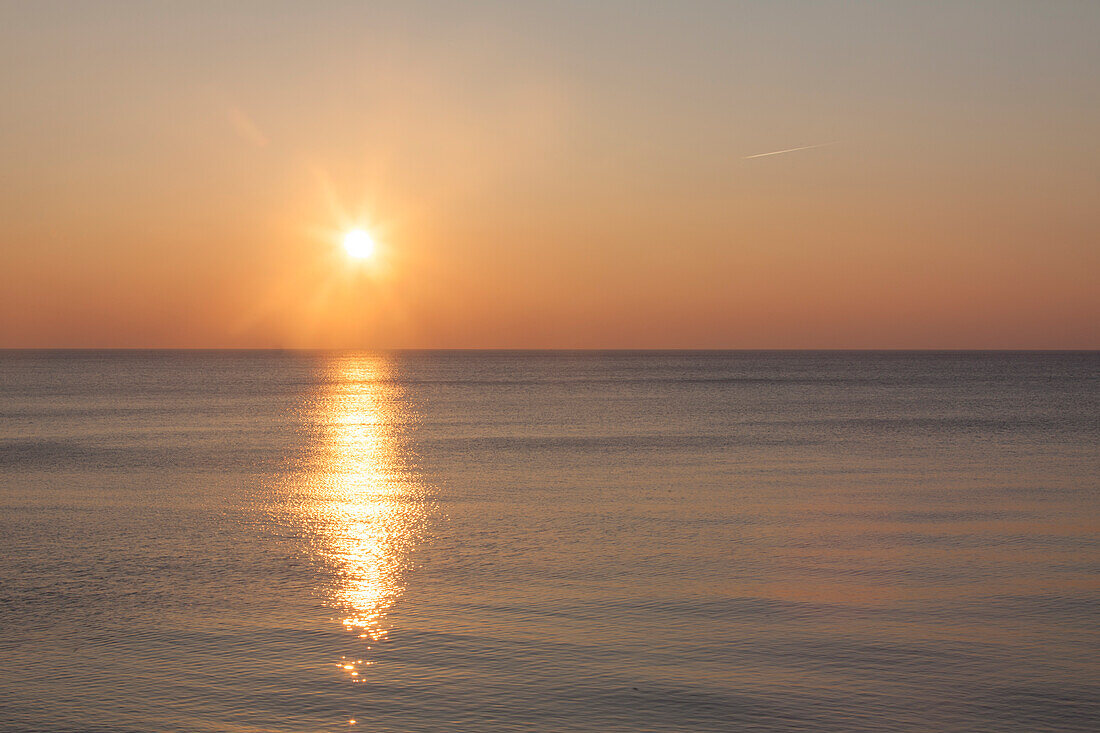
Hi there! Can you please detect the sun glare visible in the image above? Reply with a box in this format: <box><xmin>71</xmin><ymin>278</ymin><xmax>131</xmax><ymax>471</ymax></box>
<box><xmin>343</xmin><ymin>229</ymin><xmax>375</xmax><ymax>259</ymax></box>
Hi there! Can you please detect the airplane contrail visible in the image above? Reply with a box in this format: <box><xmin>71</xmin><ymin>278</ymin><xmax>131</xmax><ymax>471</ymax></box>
<box><xmin>743</xmin><ymin>141</ymin><xmax>837</xmax><ymax>159</ymax></box>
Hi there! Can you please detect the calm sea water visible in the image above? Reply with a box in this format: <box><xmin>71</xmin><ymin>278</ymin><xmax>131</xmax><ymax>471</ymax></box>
<box><xmin>0</xmin><ymin>351</ymin><xmax>1097</xmax><ymax>732</ymax></box>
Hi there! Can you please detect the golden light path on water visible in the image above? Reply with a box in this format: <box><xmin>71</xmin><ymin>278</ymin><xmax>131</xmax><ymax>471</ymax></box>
<box><xmin>303</xmin><ymin>355</ymin><xmax>426</xmax><ymax>683</ymax></box>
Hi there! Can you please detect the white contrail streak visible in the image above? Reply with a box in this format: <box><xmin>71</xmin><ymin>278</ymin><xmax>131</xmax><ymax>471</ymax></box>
<box><xmin>743</xmin><ymin>141</ymin><xmax>837</xmax><ymax>159</ymax></box>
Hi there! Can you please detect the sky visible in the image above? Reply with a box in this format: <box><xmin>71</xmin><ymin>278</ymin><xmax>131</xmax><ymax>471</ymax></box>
<box><xmin>1</xmin><ymin>1</ymin><xmax>1097</xmax><ymax>348</ymax></box>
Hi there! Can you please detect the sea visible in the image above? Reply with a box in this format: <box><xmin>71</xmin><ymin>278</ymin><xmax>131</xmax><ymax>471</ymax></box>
<box><xmin>0</xmin><ymin>350</ymin><xmax>1097</xmax><ymax>732</ymax></box>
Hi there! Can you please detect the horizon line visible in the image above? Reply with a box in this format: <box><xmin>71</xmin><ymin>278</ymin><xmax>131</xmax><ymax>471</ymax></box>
<box><xmin>1</xmin><ymin>347</ymin><xmax>1096</xmax><ymax>353</ymax></box>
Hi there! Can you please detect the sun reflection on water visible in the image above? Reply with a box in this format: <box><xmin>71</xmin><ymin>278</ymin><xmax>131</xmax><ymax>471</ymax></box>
<box><xmin>303</xmin><ymin>355</ymin><xmax>425</xmax><ymax>677</ymax></box>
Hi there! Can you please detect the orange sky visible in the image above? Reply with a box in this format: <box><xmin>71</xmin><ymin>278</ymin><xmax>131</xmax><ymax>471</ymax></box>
<box><xmin>1</xmin><ymin>2</ymin><xmax>1097</xmax><ymax>348</ymax></box>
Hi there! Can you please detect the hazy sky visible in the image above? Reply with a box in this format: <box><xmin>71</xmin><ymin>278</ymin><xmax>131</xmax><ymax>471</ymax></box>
<box><xmin>1</xmin><ymin>1</ymin><xmax>1097</xmax><ymax>348</ymax></box>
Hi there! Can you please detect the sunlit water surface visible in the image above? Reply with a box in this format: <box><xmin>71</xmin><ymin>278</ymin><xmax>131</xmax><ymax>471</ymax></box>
<box><xmin>1</xmin><ymin>351</ymin><xmax>1097</xmax><ymax>732</ymax></box>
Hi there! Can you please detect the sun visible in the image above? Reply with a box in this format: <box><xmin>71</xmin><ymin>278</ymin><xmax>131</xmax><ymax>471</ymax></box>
<box><xmin>343</xmin><ymin>229</ymin><xmax>375</xmax><ymax>259</ymax></box>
